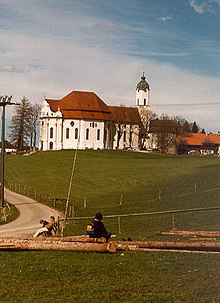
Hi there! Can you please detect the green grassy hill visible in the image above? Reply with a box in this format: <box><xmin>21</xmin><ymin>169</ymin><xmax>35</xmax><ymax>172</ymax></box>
<box><xmin>3</xmin><ymin>150</ymin><xmax>220</xmax><ymax>303</ymax></box>
<box><xmin>5</xmin><ymin>150</ymin><xmax>220</xmax><ymax>238</ymax></box>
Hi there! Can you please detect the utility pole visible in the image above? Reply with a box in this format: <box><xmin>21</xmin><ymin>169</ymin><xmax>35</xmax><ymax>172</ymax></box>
<box><xmin>0</xmin><ymin>95</ymin><xmax>17</xmax><ymax>207</ymax></box>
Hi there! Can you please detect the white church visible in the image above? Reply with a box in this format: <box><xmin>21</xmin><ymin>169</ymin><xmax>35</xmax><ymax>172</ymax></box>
<box><xmin>39</xmin><ymin>73</ymin><xmax>150</xmax><ymax>151</ymax></box>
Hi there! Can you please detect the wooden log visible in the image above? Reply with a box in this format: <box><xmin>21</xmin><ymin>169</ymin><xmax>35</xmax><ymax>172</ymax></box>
<box><xmin>0</xmin><ymin>238</ymin><xmax>116</xmax><ymax>253</ymax></box>
<box><xmin>118</xmin><ymin>240</ymin><xmax>220</xmax><ymax>252</ymax></box>
<box><xmin>29</xmin><ymin>236</ymin><xmax>107</xmax><ymax>243</ymax></box>
<box><xmin>0</xmin><ymin>236</ymin><xmax>106</xmax><ymax>243</ymax></box>
<box><xmin>159</xmin><ymin>230</ymin><xmax>220</xmax><ymax>238</ymax></box>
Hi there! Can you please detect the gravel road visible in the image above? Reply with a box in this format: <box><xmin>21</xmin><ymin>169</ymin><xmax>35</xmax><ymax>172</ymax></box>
<box><xmin>0</xmin><ymin>188</ymin><xmax>63</xmax><ymax>237</ymax></box>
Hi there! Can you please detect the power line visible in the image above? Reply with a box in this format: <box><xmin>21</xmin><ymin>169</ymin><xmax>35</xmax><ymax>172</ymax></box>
<box><xmin>151</xmin><ymin>102</ymin><xmax>220</xmax><ymax>107</ymax></box>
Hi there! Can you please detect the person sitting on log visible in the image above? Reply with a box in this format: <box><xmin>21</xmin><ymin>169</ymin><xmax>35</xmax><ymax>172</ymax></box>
<box><xmin>33</xmin><ymin>216</ymin><xmax>56</xmax><ymax>237</ymax></box>
<box><xmin>86</xmin><ymin>212</ymin><xmax>111</xmax><ymax>241</ymax></box>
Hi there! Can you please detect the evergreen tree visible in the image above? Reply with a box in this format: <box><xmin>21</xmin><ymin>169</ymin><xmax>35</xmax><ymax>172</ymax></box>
<box><xmin>9</xmin><ymin>96</ymin><xmax>32</xmax><ymax>150</ymax></box>
<box><xmin>192</xmin><ymin>121</ymin><xmax>199</xmax><ymax>133</ymax></box>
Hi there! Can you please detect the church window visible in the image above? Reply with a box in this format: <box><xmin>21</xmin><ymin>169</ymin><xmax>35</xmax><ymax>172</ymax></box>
<box><xmin>97</xmin><ymin>129</ymin><xmax>100</xmax><ymax>140</ymax></box>
<box><xmin>50</xmin><ymin>127</ymin><xmax>53</xmax><ymax>139</ymax></box>
<box><xmin>123</xmin><ymin>130</ymin><xmax>126</xmax><ymax>142</ymax></box>
<box><xmin>137</xmin><ymin>99</ymin><xmax>139</xmax><ymax>105</ymax></box>
<box><xmin>144</xmin><ymin>99</ymin><xmax>146</xmax><ymax>106</ymax></box>
<box><xmin>75</xmin><ymin>128</ymin><xmax>78</xmax><ymax>139</ymax></box>
<box><xmin>70</xmin><ymin>121</ymin><xmax>75</xmax><ymax>127</ymax></box>
<box><xmin>66</xmin><ymin>128</ymin><xmax>70</xmax><ymax>139</ymax></box>
<box><xmin>42</xmin><ymin>121</ymin><xmax>44</xmax><ymax>126</ymax></box>
<box><xmin>86</xmin><ymin>128</ymin><xmax>89</xmax><ymax>140</ymax></box>
<box><xmin>129</xmin><ymin>126</ymin><xmax>132</xmax><ymax>145</ymax></box>
<box><xmin>49</xmin><ymin>142</ymin><xmax>53</xmax><ymax>150</ymax></box>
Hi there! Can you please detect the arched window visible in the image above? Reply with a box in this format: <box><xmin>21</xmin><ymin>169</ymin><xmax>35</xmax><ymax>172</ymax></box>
<box><xmin>66</xmin><ymin>128</ymin><xmax>70</xmax><ymax>139</ymax></box>
<box><xmin>75</xmin><ymin>128</ymin><xmax>78</xmax><ymax>139</ymax></box>
<box><xmin>144</xmin><ymin>98</ymin><xmax>146</xmax><ymax>106</ymax></box>
<box><xmin>49</xmin><ymin>142</ymin><xmax>53</xmax><ymax>150</ymax></box>
<box><xmin>104</xmin><ymin>129</ymin><xmax>107</xmax><ymax>141</ymax></box>
<box><xmin>123</xmin><ymin>130</ymin><xmax>126</xmax><ymax>142</ymax></box>
<box><xmin>86</xmin><ymin>128</ymin><xmax>89</xmax><ymax>140</ymax></box>
<box><xmin>50</xmin><ymin>127</ymin><xmax>53</xmax><ymax>139</ymax></box>
<box><xmin>97</xmin><ymin>129</ymin><xmax>100</xmax><ymax>140</ymax></box>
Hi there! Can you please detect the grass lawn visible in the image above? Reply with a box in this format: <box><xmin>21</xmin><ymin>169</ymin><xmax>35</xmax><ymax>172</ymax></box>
<box><xmin>0</xmin><ymin>250</ymin><xmax>219</xmax><ymax>303</ymax></box>
<box><xmin>2</xmin><ymin>150</ymin><xmax>220</xmax><ymax>302</ymax></box>
<box><xmin>0</xmin><ymin>204</ymin><xmax>19</xmax><ymax>225</ymax></box>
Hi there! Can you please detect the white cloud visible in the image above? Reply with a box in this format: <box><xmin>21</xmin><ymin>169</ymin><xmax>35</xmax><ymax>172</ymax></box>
<box><xmin>159</xmin><ymin>16</ymin><xmax>172</xmax><ymax>22</ymax></box>
<box><xmin>1</xmin><ymin>1</ymin><xmax>219</xmax><ymax>135</ymax></box>
<box><xmin>1</xmin><ymin>26</ymin><xmax>220</xmax><ymax>134</ymax></box>
<box><xmin>189</xmin><ymin>0</ymin><xmax>220</xmax><ymax>14</ymax></box>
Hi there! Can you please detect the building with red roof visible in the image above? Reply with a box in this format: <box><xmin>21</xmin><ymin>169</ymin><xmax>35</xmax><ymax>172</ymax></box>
<box><xmin>39</xmin><ymin>75</ymin><xmax>149</xmax><ymax>151</ymax></box>
<box><xmin>177</xmin><ymin>133</ymin><xmax>220</xmax><ymax>155</ymax></box>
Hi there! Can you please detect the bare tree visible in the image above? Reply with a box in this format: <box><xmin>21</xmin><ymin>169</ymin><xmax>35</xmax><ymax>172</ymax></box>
<box><xmin>149</xmin><ymin>118</ymin><xmax>181</xmax><ymax>153</ymax></box>
<box><xmin>138</xmin><ymin>107</ymin><xmax>157</xmax><ymax>148</ymax></box>
<box><xmin>29</xmin><ymin>103</ymin><xmax>41</xmax><ymax>150</ymax></box>
<box><xmin>113</xmin><ymin>106</ymin><xmax>126</xmax><ymax>149</ymax></box>
<box><xmin>9</xmin><ymin>96</ymin><xmax>32</xmax><ymax>150</ymax></box>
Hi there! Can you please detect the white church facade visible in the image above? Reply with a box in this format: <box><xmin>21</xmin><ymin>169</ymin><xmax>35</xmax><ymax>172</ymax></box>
<box><xmin>40</xmin><ymin>74</ymin><xmax>150</xmax><ymax>151</ymax></box>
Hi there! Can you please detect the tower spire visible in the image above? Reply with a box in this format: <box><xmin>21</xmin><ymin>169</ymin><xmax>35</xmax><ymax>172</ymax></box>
<box><xmin>136</xmin><ymin>73</ymin><xmax>150</xmax><ymax>107</ymax></box>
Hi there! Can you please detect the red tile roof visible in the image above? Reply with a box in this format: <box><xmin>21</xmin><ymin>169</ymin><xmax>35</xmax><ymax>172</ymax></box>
<box><xmin>46</xmin><ymin>91</ymin><xmax>112</xmax><ymax>121</ymax></box>
<box><xmin>109</xmin><ymin>106</ymin><xmax>141</xmax><ymax>124</ymax></box>
<box><xmin>46</xmin><ymin>90</ymin><xmax>141</xmax><ymax>124</ymax></box>
<box><xmin>178</xmin><ymin>133</ymin><xmax>220</xmax><ymax>146</ymax></box>
<box><xmin>149</xmin><ymin>119</ymin><xmax>180</xmax><ymax>133</ymax></box>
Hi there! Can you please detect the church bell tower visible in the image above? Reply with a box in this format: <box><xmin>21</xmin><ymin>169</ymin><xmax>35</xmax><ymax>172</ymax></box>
<box><xmin>136</xmin><ymin>72</ymin><xmax>150</xmax><ymax>107</ymax></box>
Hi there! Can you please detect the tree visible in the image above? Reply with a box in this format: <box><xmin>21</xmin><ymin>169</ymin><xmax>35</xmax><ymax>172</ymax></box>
<box><xmin>150</xmin><ymin>118</ymin><xmax>180</xmax><ymax>153</ymax></box>
<box><xmin>9</xmin><ymin>96</ymin><xmax>32</xmax><ymax>150</ymax></box>
<box><xmin>138</xmin><ymin>107</ymin><xmax>157</xmax><ymax>149</ymax></box>
<box><xmin>29</xmin><ymin>103</ymin><xmax>41</xmax><ymax>150</ymax></box>
<box><xmin>192</xmin><ymin>121</ymin><xmax>200</xmax><ymax>133</ymax></box>
<box><xmin>172</xmin><ymin>115</ymin><xmax>191</xmax><ymax>134</ymax></box>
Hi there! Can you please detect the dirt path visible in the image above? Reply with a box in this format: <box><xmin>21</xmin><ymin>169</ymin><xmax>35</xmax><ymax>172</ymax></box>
<box><xmin>0</xmin><ymin>188</ymin><xmax>63</xmax><ymax>237</ymax></box>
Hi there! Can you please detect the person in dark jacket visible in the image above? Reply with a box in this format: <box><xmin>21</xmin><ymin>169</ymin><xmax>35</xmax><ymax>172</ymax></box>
<box><xmin>87</xmin><ymin>212</ymin><xmax>111</xmax><ymax>240</ymax></box>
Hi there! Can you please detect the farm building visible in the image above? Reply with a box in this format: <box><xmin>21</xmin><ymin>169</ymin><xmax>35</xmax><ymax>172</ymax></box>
<box><xmin>40</xmin><ymin>74</ymin><xmax>150</xmax><ymax>151</ymax></box>
<box><xmin>0</xmin><ymin>141</ymin><xmax>16</xmax><ymax>154</ymax></box>
<box><xmin>177</xmin><ymin>133</ymin><xmax>220</xmax><ymax>155</ymax></box>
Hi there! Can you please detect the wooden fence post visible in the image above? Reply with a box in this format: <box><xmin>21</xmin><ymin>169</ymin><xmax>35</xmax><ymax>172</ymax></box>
<box><xmin>2</xmin><ymin>208</ymin><xmax>7</xmax><ymax>222</ymax></box>
<box><xmin>69</xmin><ymin>205</ymin><xmax>72</xmax><ymax>217</ymax></box>
<box><xmin>194</xmin><ymin>183</ymin><xmax>197</xmax><ymax>193</ymax></box>
<box><xmin>120</xmin><ymin>194</ymin><xmax>123</xmax><ymax>206</ymax></box>
<box><xmin>158</xmin><ymin>189</ymin><xmax>161</xmax><ymax>200</ymax></box>
<box><xmin>83</xmin><ymin>196</ymin><xmax>87</xmax><ymax>209</ymax></box>
<box><xmin>118</xmin><ymin>216</ymin><xmax>122</xmax><ymax>234</ymax></box>
<box><xmin>172</xmin><ymin>212</ymin><xmax>176</xmax><ymax>230</ymax></box>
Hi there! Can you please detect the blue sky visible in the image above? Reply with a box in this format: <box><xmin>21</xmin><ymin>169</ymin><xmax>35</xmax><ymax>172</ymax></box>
<box><xmin>0</xmin><ymin>0</ymin><xmax>220</xmax><ymax>133</ymax></box>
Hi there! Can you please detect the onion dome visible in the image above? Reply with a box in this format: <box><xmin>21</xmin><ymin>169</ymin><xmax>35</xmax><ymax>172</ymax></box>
<box><xmin>136</xmin><ymin>73</ymin><xmax>150</xmax><ymax>92</ymax></box>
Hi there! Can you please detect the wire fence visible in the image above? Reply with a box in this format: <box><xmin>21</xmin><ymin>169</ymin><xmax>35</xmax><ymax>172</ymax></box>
<box><xmin>5</xmin><ymin>179</ymin><xmax>220</xmax><ymax>236</ymax></box>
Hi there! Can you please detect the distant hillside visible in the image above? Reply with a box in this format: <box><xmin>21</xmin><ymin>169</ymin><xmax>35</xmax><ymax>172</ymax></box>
<box><xmin>5</xmin><ymin>150</ymin><xmax>220</xmax><ymax>237</ymax></box>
